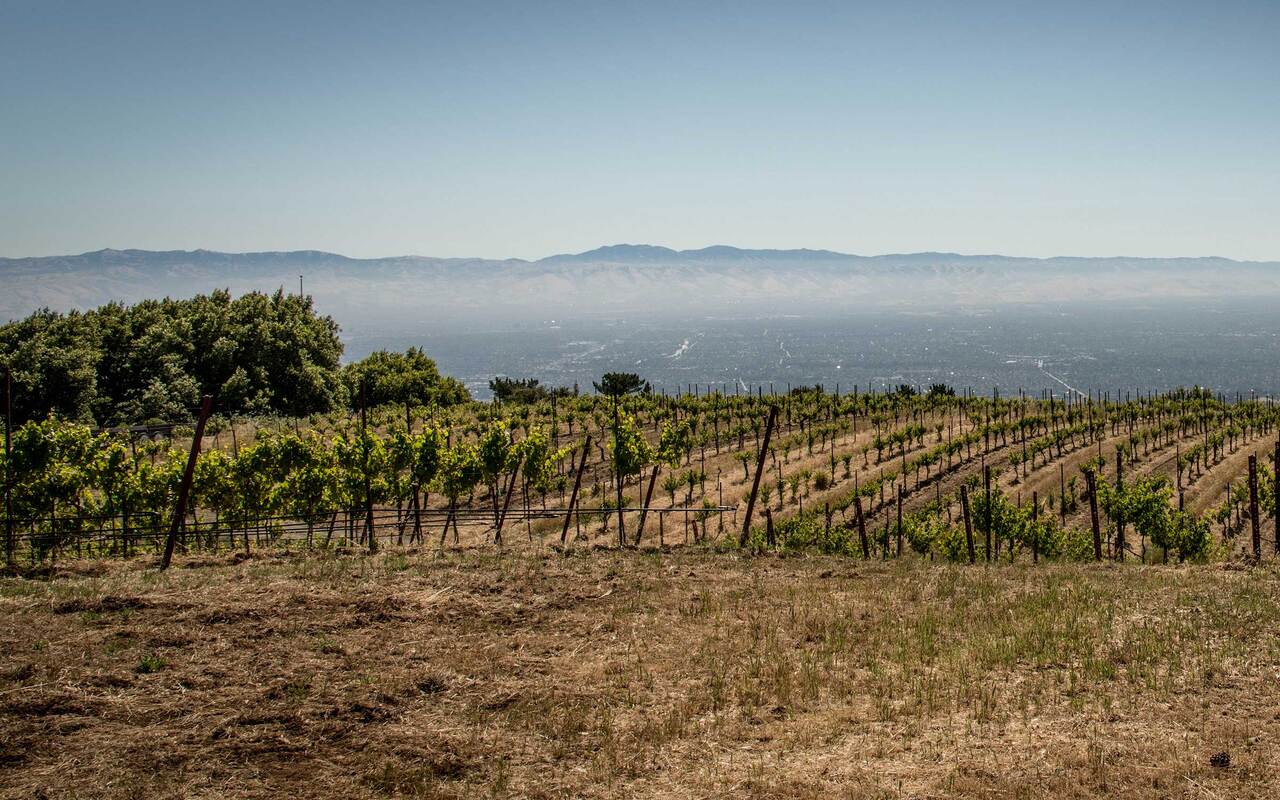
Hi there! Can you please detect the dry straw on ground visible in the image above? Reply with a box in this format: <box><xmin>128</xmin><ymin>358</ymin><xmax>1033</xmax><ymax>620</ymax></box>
<box><xmin>2</xmin><ymin>549</ymin><xmax>1279</xmax><ymax>798</ymax></box>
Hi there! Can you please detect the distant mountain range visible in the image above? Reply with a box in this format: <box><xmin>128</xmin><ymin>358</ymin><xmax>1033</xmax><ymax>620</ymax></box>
<box><xmin>6</xmin><ymin>244</ymin><xmax>1272</xmax><ymax>271</ymax></box>
<box><xmin>4</xmin><ymin>245</ymin><xmax>1279</xmax><ymax>328</ymax></box>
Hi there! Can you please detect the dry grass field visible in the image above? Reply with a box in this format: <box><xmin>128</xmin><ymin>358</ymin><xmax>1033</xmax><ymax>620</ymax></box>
<box><xmin>3</xmin><ymin>548</ymin><xmax>1280</xmax><ymax>799</ymax></box>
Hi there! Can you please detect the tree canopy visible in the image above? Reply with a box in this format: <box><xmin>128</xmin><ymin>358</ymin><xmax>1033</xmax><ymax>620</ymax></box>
<box><xmin>488</xmin><ymin>376</ymin><xmax>573</xmax><ymax>404</ymax></box>
<box><xmin>0</xmin><ymin>291</ymin><xmax>468</xmax><ymax>426</ymax></box>
<box><xmin>592</xmin><ymin>372</ymin><xmax>649</xmax><ymax>398</ymax></box>
<box><xmin>343</xmin><ymin>348</ymin><xmax>469</xmax><ymax>409</ymax></box>
<box><xmin>0</xmin><ymin>290</ymin><xmax>345</xmax><ymax>425</ymax></box>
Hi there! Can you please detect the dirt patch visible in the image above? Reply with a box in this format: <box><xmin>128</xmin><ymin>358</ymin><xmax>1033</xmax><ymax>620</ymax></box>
<box><xmin>51</xmin><ymin>594</ymin><xmax>151</xmax><ymax>614</ymax></box>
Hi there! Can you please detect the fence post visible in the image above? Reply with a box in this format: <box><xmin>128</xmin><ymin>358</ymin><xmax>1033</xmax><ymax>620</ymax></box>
<box><xmin>961</xmin><ymin>484</ymin><xmax>976</xmax><ymax>564</ymax></box>
<box><xmin>561</xmin><ymin>436</ymin><xmax>591</xmax><ymax>546</ymax></box>
<box><xmin>740</xmin><ymin>405</ymin><xmax>779</xmax><ymax>547</ymax></box>
<box><xmin>161</xmin><ymin>395</ymin><xmax>213</xmax><ymax>571</ymax></box>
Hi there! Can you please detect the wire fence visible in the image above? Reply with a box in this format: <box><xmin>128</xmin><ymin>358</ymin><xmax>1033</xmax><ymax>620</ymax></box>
<box><xmin>2</xmin><ymin>503</ymin><xmax>737</xmax><ymax>563</ymax></box>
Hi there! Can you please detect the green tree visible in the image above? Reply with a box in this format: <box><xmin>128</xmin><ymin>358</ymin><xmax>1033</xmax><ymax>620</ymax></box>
<box><xmin>345</xmin><ymin>348</ymin><xmax>470</xmax><ymax>409</ymax></box>
<box><xmin>592</xmin><ymin>372</ymin><xmax>649</xmax><ymax>398</ymax></box>
<box><xmin>489</xmin><ymin>377</ymin><xmax>570</xmax><ymax>404</ymax></box>
<box><xmin>0</xmin><ymin>312</ymin><xmax>100</xmax><ymax>423</ymax></box>
<box><xmin>0</xmin><ymin>290</ymin><xmax>347</xmax><ymax>425</ymax></box>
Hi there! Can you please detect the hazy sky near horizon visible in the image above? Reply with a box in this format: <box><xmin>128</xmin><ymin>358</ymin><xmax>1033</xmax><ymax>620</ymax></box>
<box><xmin>2</xmin><ymin>1</ymin><xmax>1278</xmax><ymax>261</ymax></box>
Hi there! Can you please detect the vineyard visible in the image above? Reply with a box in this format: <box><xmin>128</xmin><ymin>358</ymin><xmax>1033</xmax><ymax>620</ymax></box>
<box><xmin>4</xmin><ymin>380</ymin><xmax>1278</xmax><ymax>569</ymax></box>
<box><xmin>10</xmin><ymin>4</ymin><xmax>1280</xmax><ymax>793</ymax></box>
<box><xmin>6</xmin><ymin>382</ymin><xmax>1280</xmax><ymax>798</ymax></box>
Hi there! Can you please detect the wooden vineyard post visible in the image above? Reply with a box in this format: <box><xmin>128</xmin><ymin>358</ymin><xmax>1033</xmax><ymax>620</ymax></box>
<box><xmin>1059</xmin><ymin>463</ymin><xmax>1066</xmax><ymax>526</ymax></box>
<box><xmin>494</xmin><ymin>455</ymin><xmax>524</xmax><ymax>546</ymax></box>
<box><xmin>1274</xmin><ymin>439</ymin><xmax>1279</xmax><ymax>554</ymax></box>
<box><xmin>1031</xmin><ymin>490</ymin><xmax>1039</xmax><ymax>564</ymax></box>
<box><xmin>1086</xmin><ymin>469</ymin><xmax>1102</xmax><ymax>561</ymax></box>
<box><xmin>765</xmin><ymin>508</ymin><xmax>775</xmax><ymax>549</ymax></box>
<box><xmin>161</xmin><ymin>395</ymin><xmax>213</xmax><ymax>571</ymax></box>
<box><xmin>1175</xmin><ymin>442</ymin><xmax>1182</xmax><ymax>497</ymax></box>
<box><xmin>983</xmin><ymin>464</ymin><xmax>992</xmax><ymax>562</ymax></box>
<box><xmin>612</xmin><ymin>396</ymin><xmax>625</xmax><ymax>549</ymax></box>
<box><xmin>854</xmin><ymin>496</ymin><xmax>870</xmax><ymax>560</ymax></box>
<box><xmin>740</xmin><ymin>405</ymin><xmax>779</xmax><ymax>547</ymax></box>
<box><xmin>635</xmin><ymin>464</ymin><xmax>660</xmax><ymax>546</ymax></box>
<box><xmin>1114</xmin><ymin>448</ymin><xmax>1124</xmax><ymax>562</ymax></box>
<box><xmin>3</xmin><ymin>364</ymin><xmax>11</xmax><ymax>567</ymax></box>
<box><xmin>409</xmin><ymin>488</ymin><xmax>422</xmax><ymax>545</ymax></box>
<box><xmin>960</xmin><ymin>484</ymin><xmax>976</xmax><ymax>564</ymax></box>
<box><xmin>360</xmin><ymin>381</ymin><xmax>377</xmax><ymax>554</ymax></box>
<box><xmin>1249</xmin><ymin>454</ymin><xmax>1260</xmax><ymax>560</ymax></box>
<box><xmin>896</xmin><ymin>487</ymin><xmax>903</xmax><ymax>557</ymax></box>
<box><xmin>561</xmin><ymin>436</ymin><xmax>591</xmax><ymax>546</ymax></box>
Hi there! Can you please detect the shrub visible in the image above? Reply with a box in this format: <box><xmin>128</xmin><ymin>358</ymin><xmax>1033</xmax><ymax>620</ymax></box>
<box><xmin>136</xmin><ymin>653</ymin><xmax>166</xmax><ymax>674</ymax></box>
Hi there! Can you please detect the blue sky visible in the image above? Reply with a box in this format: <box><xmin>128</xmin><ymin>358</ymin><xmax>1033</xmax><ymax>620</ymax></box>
<box><xmin>2</xmin><ymin>0</ymin><xmax>1277</xmax><ymax>260</ymax></box>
